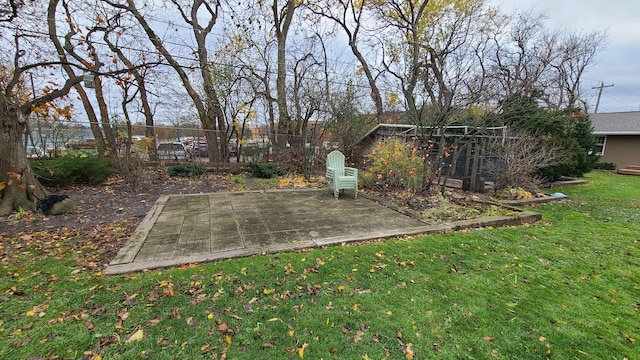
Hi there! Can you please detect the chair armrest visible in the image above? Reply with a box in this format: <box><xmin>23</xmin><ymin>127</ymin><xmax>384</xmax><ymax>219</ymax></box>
<box><xmin>326</xmin><ymin>167</ymin><xmax>336</xmax><ymax>178</ymax></box>
<box><xmin>344</xmin><ymin>167</ymin><xmax>358</xmax><ymax>176</ymax></box>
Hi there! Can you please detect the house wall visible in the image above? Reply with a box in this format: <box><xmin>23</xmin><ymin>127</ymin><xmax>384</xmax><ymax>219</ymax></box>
<box><xmin>600</xmin><ymin>135</ymin><xmax>640</xmax><ymax>168</ymax></box>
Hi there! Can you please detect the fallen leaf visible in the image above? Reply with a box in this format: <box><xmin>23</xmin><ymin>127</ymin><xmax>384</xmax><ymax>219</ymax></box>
<box><xmin>354</xmin><ymin>330</ymin><xmax>364</xmax><ymax>344</ymax></box>
<box><xmin>126</xmin><ymin>329</ymin><xmax>144</xmax><ymax>343</ymax></box>
<box><xmin>140</xmin><ymin>350</ymin><xmax>155</xmax><ymax>358</ymax></box>
<box><xmin>405</xmin><ymin>343</ymin><xmax>415</xmax><ymax>359</ymax></box>
<box><xmin>298</xmin><ymin>343</ymin><xmax>308</xmax><ymax>358</ymax></box>
<box><xmin>483</xmin><ymin>335</ymin><xmax>495</xmax><ymax>341</ymax></box>
<box><xmin>186</xmin><ymin>317</ymin><xmax>196</xmax><ymax>328</ymax></box>
<box><xmin>163</xmin><ymin>285</ymin><xmax>175</xmax><ymax>297</ymax></box>
<box><xmin>263</xmin><ymin>343</ymin><xmax>275</xmax><ymax>348</ymax></box>
<box><xmin>118</xmin><ymin>311</ymin><xmax>130</xmax><ymax>321</ymax></box>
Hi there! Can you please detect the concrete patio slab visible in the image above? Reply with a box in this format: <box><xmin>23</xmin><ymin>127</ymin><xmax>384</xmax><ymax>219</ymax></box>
<box><xmin>105</xmin><ymin>189</ymin><xmax>541</xmax><ymax>275</ymax></box>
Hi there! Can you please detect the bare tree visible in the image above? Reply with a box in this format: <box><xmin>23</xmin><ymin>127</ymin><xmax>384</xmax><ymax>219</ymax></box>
<box><xmin>484</xmin><ymin>12</ymin><xmax>552</xmax><ymax>101</ymax></box>
<box><xmin>542</xmin><ymin>30</ymin><xmax>607</xmax><ymax>111</ymax></box>
<box><xmin>371</xmin><ymin>0</ymin><xmax>497</xmax><ymax>190</ymax></box>
<box><xmin>484</xmin><ymin>128</ymin><xmax>561</xmax><ymax>193</ymax></box>
<box><xmin>99</xmin><ymin>8</ymin><xmax>161</xmax><ymax>160</ymax></box>
<box><xmin>47</xmin><ymin>0</ymin><xmax>116</xmax><ymax>156</ymax></box>
<box><xmin>0</xmin><ymin>1</ymin><xmax>93</xmax><ymax>213</ymax></box>
<box><xmin>104</xmin><ymin>0</ymin><xmax>228</xmax><ymax>161</ymax></box>
<box><xmin>270</xmin><ymin>0</ymin><xmax>297</xmax><ymax>137</ymax></box>
<box><xmin>306</xmin><ymin>0</ymin><xmax>385</xmax><ymax>117</ymax></box>
<box><xmin>0</xmin><ymin>0</ymin><xmax>159</xmax><ymax>214</ymax></box>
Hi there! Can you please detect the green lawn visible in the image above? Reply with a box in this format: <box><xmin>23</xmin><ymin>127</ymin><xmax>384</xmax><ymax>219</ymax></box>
<box><xmin>1</xmin><ymin>171</ymin><xmax>638</xmax><ymax>359</ymax></box>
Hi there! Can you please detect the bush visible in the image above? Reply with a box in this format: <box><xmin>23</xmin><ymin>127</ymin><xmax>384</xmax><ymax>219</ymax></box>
<box><xmin>31</xmin><ymin>152</ymin><xmax>114</xmax><ymax>186</ymax></box>
<box><xmin>360</xmin><ymin>139</ymin><xmax>423</xmax><ymax>196</ymax></box>
<box><xmin>593</xmin><ymin>162</ymin><xmax>617</xmax><ymax>171</ymax></box>
<box><xmin>249</xmin><ymin>162</ymin><xmax>285</xmax><ymax>179</ymax></box>
<box><xmin>167</xmin><ymin>164</ymin><xmax>207</xmax><ymax>178</ymax></box>
<box><xmin>503</xmin><ymin>94</ymin><xmax>597</xmax><ymax>181</ymax></box>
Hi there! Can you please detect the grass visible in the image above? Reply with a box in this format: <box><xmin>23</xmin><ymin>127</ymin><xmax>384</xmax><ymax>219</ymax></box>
<box><xmin>1</xmin><ymin>171</ymin><xmax>638</xmax><ymax>359</ymax></box>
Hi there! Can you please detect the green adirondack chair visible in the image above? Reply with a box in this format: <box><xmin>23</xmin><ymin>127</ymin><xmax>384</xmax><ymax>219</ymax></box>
<box><xmin>326</xmin><ymin>150</ymin><xmax>358</xmax><ymax>199</ymax></box>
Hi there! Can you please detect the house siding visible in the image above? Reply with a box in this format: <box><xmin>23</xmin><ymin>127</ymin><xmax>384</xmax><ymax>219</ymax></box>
<box><xmin>599</xmin><ymin>135</ymin><xmax>640</xmax><ymax>168</ymax></box>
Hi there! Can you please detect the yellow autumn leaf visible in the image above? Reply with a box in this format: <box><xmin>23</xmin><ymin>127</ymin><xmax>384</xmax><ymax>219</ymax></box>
<box><xmin>405</xmin><ymin>343</ymin><xmax>415</xmax><ymax>359</ymax></box>
<box><xmin>0</xmin><ymin>182</ymin><xmax>5</xmax><ymax>191</ymax></box>
<box><xmin>298</xmin><ymin>343</ymin><xmax>308</xmax><ymax>358</ymax></box>
<box><xmin>207</xmin><ymin>313</ymin><xmax>214</xmax><ymax>319</ymax></box>
<box><xmin>263</xmin><ymin>288</ymin><xmax>274</xmax><ymax>295</ymax></box>
<box><xmin>126</xmin><ymin>329</ymin><xmax>144</xmax><ymax>343</ymax></box>
<box><xmin>224</xmin><ymin>335</ymin><xmax>232</xmax><ymax>345</ymax></box>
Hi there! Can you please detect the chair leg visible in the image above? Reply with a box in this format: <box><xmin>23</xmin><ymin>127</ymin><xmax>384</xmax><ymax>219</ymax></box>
<box><xmin>334</xmin><ymin>188</ymin><xmax>339</xmax><ymax>199</ymax></box>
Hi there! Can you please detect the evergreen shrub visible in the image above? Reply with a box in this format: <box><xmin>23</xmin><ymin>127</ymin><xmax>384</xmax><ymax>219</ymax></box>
<box><xmin>167</xmin><ymin>164</ymin><xmax>207</xmax><ymax>178</ymax></box>
<box><xmin>31</xmin><ymin>152</ymin><xmax>114</xmax><ymax>186</ymax></box>
<box><xmin>249</xmin><ymin>162</ymin><xmax>285</xmax><ymax>178</ymax></box>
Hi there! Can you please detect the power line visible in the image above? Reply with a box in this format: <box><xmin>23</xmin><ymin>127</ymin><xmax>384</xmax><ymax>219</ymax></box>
<box><xmin>7</xmin><ymin>13</ymin><xmax>614</xmax><ymax>109</ymax></box>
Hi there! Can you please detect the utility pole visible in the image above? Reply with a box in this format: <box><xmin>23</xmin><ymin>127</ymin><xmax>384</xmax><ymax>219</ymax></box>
<box><xmin>592</xmin><ymin>82</ymin><xmax>614</xmax><ymax>113</ymax></box>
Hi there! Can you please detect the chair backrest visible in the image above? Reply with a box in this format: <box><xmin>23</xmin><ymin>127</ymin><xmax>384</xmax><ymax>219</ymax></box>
<box><xmin>327</xmin><ymin>150</ymin><xmax>345</xmax><ymax>173</ymax></box>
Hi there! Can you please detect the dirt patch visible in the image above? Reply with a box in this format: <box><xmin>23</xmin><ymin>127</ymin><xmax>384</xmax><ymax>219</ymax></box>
<box><xmin>362</xmin><ymin>187</ymin><xmax>509</xmax><ymax>222</ymax></box>
<box><xmin>0</xmin><ymin>171</ymin><xmax>233</xmax><ymax>236</ymax></box>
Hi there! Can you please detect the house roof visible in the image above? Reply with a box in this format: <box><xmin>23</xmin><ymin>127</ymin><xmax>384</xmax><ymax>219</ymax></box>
<box><xmin>590</xmin><ymin>111</ymin><xmax>640</xmax><ymax>135</ymax></box>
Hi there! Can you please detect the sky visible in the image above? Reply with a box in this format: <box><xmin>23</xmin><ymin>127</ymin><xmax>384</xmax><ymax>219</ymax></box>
<box><xmin>489</xmin><ymin>0</ymin><xmax>640</xmax><ymax>114</ymax></box>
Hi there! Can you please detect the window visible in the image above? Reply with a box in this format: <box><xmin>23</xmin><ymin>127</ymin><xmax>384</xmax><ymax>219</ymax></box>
<box><xmin>595</xmin><ymin>136</ymin><xmax>606</xmax><ymax>156</ymax></box>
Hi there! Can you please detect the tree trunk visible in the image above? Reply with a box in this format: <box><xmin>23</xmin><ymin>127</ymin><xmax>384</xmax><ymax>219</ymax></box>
<box><xmin>94</xmin><ymin>76</ymin><xmax>119</xmax><ymax>158</ymax></box>
<box><xmin>0</xmin><ymin>95</ymin><xmax>47</xmax><ymax>215</ymax></box>
<box><xmin>273</xmin><ymin>0</ymin><xmax>296</xmax><ymax>135</ymax></box>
